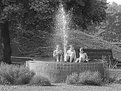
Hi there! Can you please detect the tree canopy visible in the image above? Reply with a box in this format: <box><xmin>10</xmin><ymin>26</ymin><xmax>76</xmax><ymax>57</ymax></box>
<box><xmin>0</xmin><ymin>0</ymin><xmax>107</xmax><ymax>29</ymax></box>
<box><xmin>86</xmin><ymin>2</ymin><xmax>121</xmax><ymax>43</ymax></box>
<box><xmin>0</xmin><ymin>0</ymin><xmax>108</xmax><ymax>61</ymax></box>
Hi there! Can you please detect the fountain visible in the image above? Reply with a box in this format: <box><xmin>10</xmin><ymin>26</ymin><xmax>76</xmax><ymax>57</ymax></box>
<box><xmin>55</xmin><ymin>4</ymin><xmax>69</xmax><ymax>61</ymax></box>
<box><xmin>26</xmin><ymin>4</ymin><xmax>106</xmax><ymax>83</ymax></box>
<box><xmin>61</xmin><ymin>4</ymin><xmax>68</xmax><ymax>62</ymax></box>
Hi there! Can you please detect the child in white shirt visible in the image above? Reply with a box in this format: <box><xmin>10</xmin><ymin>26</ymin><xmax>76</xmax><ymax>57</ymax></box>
<box><xmin>66</xmin><ymin>45</ymin><xmax>76</xmax><ymax>62</ymax></box>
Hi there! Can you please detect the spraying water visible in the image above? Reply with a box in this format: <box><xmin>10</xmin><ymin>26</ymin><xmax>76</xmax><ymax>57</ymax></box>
<box><xmin>55</xmin><ymin>4</ymin><xmax>70</xmax><ymax>61</ymax></box>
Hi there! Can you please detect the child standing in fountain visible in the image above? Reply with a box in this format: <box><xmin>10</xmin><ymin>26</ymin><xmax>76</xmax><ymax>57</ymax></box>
<box><xmin>66</xmin><ymin>45</ymin><xmax>76</xmax><ymax>62</ymax></box>
<box><xmin>75</xmin><ymin>48</ymin><xmax>89</xmax><ymax>63</ymax></box>
<box><xmin>53</xmin><ymin>45</ymin><xmax>63</xmax><ymax>62</ymax></box>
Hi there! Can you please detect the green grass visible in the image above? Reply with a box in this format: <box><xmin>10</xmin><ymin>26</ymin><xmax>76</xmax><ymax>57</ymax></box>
<box><xmin>0</xmin><ymin>83</ymin><xmax>119</xmax><ymax>91</ymax></box>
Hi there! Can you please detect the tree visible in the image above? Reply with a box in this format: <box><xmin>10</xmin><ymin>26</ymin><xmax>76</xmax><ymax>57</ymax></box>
<box><xmin>66</xmin><ymin>0</ymin><xmax>107</xmax><ymax>30</ymax></box>
<box><xmin>85</xmin><ymin>2</ymin><xmax>121</xmax><ymax>43</ymax></box>
<box><xmin>0</xmin><ymin>0</ymin><xmax>107</xmax><ymax>63</ymax></box>
<box><xmin>0</xmin><ymin>0</ymin><xmax>30</xmax><ymax>64</ymax></box>
<box><xmin>101</xmin><ymin>3</ymin><xmax>121</xmax><ymax>42</ymax></box>
<box><xmin>16</xmin><ymin>0</ymin><xmax>107</xmax><ymax>57</ymax></box>
<box><xmin>30</xmin><ymin>0</ymin><xmax>107</xmax><ymax>30</ymax></box>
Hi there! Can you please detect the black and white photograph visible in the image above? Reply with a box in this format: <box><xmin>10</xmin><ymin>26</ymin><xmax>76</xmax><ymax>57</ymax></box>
<box><xmin>0</xmin><ymin>0</ymin><xmax>121</xmax><ymax>91</ymax></box>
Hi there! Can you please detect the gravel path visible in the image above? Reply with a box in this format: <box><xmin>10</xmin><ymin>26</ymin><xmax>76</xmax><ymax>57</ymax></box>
<box><xmin>0</xmin><ymin>83</ymin><xmax>120</xmax><ymax>91</ymax></box>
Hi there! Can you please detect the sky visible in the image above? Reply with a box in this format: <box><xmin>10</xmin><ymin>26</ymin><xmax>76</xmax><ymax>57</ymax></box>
<box><xmin>107</xmin><ymin>0</ymin><xmax>121</xmax><ymax>5</ymax></box>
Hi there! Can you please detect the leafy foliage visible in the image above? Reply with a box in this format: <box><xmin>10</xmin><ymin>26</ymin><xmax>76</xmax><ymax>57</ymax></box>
<box><xmin>0</xmin><ymin>63</ymin><xmax>35</xmax><ymax>85</ymax></box>
<box><xmin>86</xmin><ymin>2</ymin><xmax>121</xmax><ymax>43</ymax></box>
<box><xmin>66</xmin><ymin>71</ymin><xmax>103</xmax><ymax>86</ymax></box>
<box><xmin>29</xmin><ymin>76</ymin><xmax>51</xmax><ymax>86</ymax></box>
<box><xmin>70</xmin><ymin>0</ymin><xmax>107</xmax><ymax>29</ymax></box>
<box><xmin>102</xmin><ymin>7</ymin><xmax>121</xmax><ymax>42</ymax></box>
<box><xmin>66</xmin><ymin>72</ymin><xmax>78</xmax><ymax>84</ymax></box>
<box><xmin>0</xmin><ymin>0</ymin><xmax>107</xmax><ymax>28</ymax></box>
<box><xmin>0</xmin><ymin>0</ymin><xmax>107</xmax><ymax>57</ymax></box>
<box><xmin>78</xmin><ymin>71</ymin><xmax>102</xmax><ymax>85</ymax></box>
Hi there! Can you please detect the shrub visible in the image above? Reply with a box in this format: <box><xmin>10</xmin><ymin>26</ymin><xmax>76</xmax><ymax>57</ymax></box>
<box><xmin>66</xmin><ymin>71</ymin><xmax>103</xmax><ymax>86</ymax></box>
<box><xmin>66</xmin><ymin>73</ymin><xmax>78</xmax><ymax>85</ymax></box>
<box><xmin>103</xmin><ymin>73</ymin><xmax>116</xmax><ymax>83</ymax></box>
<box><xmin>103</xmin><ymin>69</ymin><xmax>121</xmax><ymax>84</ymax></box>
<box><xmin>0</xmin><ymin>63</ymin><xmax>35</xmax><ymax>85</ymax></box>
<box><xmin>29</xmin><ymin>76</ymin><xmax>51</xmax><ymax>86</ymax></box>
<box><xmin>78</xmin><ymin>71</ymin><xmax>103</xmax><ymax>85</ymax></box>
<box><xmin>107</xmin><ymin>73</ymin><xmax>121</xmax><ymax>84</ymax></box>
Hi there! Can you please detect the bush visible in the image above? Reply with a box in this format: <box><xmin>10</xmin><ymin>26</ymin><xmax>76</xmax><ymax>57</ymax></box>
<box><xmin>107</xmin><ymin>73</ymin><xmax>121</xmax><ymax>84</ymax></box>
<box><xmin>115</xmin><ymin>74</ymin><xmax>121</xmax><ymax>83</ymax></box>
<box><xmin>29</xmin><ymin>76</ymin><xmax>51</xmax><ymax>86</ymax></box>
<box><xmin>66</xmin><ymin>71</ymin><xmax>103</xmax><ymax>86</ymax></box>
<box><xmin>0</xmin><ymin>63</ymin><xmax>35</xmax><ymax>85</ymax></box>
<box><xmin>103</xmin><ymin>69</ymin><xmax>121</xmax><ymax>84</ymax></box>
<box><xmin>103</xmin><ymin>72</ymin><xmax>116</xmax><ymax>84</ymax></box>
<box><xmin>66</xmin><ymin>73</ymin><xmax>78</xmax><ymax>85</ymax></box>
<box><xmin>78</xmin><ymin>71</ymin><xmax>102</xmax><ymax>85</ymax></box>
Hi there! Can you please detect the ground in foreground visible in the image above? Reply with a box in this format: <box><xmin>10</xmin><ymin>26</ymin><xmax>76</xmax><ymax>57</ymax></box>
<box><xmin>0</xmin><ymin>83</ymin><xmax>121</xmax><ymax>91</ymax></box>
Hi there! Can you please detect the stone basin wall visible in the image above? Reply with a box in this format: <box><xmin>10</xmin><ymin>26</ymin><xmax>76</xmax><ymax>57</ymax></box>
<box><xmin>26</xmin><ymin>61</ymin><xmax>106</xmax><ymax>83</ymax></box>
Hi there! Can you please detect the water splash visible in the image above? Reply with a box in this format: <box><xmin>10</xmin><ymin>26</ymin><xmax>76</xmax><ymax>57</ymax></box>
<box><xmin>55</xmin><ymin>4</ymin><xmax>70</xmax><ymax>61</ymax></box>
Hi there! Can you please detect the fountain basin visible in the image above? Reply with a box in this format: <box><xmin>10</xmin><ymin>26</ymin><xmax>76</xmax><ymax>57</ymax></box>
<box><xmin>26</xmin><ymin>61</ymin><xmax>106</xmax><ymax>83</ymax></box>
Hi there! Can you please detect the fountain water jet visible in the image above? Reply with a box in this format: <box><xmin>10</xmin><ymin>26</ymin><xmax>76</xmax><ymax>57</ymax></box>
<box><xmin>55</xmin><ymin>4</ymin><xmax>70</xmax><ymax>61</ymax></box>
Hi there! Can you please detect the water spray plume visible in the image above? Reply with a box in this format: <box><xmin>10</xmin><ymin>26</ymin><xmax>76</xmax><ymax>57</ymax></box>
<box><xmin>55</xmin><ymin>4</ymin><xmax>70</xmax><ymax>61</ymax></box>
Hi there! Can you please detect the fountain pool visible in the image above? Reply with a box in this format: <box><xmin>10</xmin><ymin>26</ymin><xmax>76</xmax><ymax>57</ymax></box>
<box><xmin>26</xmin><ymin>4</ymin><xmax>106</xmax><ymax>83</ymax></box>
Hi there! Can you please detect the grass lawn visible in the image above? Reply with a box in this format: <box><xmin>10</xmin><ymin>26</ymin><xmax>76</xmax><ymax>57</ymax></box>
<box><xmin>0</xmin><ymin>83</ymin><xmax>120</xmax><ymax>91</ymax></box>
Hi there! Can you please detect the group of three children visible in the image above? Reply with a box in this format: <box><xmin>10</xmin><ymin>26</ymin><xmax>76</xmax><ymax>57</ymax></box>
<box><xmin>53</xmin><ymin>45</ymin><xmax>89</xmax><ymax>63</ymax></box>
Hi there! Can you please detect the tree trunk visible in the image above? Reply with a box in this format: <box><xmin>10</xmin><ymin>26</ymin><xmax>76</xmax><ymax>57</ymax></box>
<box><xmin>0</xmin><ymin>24</ymin><xmax>2</xmax><ymax>61</ymax></box>
<box><xmin>1</xmin><ymin>21</ymin><xmax>11</xmax><ymax>64</ymax></box>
